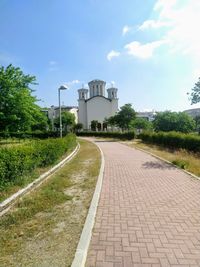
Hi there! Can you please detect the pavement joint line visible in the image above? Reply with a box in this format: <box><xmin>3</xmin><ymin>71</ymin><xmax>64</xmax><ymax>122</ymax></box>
<box><xmin>0</xmin><ymin>142</ymin><xmax>80</xmax><ymax>217</ymax></box>
<box><xmin>71</xmin><ymin>138</ymin><xmax>105</xmax><ymax>267</ymax></box>
<box><xmin>121</xmin><ymin>140</ymin><xmax>200</xmax><ymax>181</ymax></box>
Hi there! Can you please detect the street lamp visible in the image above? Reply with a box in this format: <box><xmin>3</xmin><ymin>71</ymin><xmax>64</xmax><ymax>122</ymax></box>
<box><xmin>58</xmin><ymin>85</ymin><xmax>68</xmax><ymax>138</ymax></box>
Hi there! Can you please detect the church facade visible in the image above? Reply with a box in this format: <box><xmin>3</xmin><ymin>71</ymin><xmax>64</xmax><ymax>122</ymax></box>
<box><xmin>78</xmin><ymin>79</ymin><xmax>118</xmax><ymax>130</ymax></box>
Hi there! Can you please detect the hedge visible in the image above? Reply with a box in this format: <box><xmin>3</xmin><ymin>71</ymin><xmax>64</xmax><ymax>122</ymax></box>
<box><xmin>0</xmin><ymin>131</ymin><xmax>69</xmax><ymax>139</ymax></box>
<box><xmin>138</xmin><ymin>131</ymin><xmax>200</xmax><ymax>153</ymax></box>
<box><xmin>0</xmin><ymin>134</ymin><xmax>76</xmax><ymax>187</ymax></box>
<box><xmin>77</xmin><ymin>131</ymin><xmax>135</xmax><ymax>140</ymax></box>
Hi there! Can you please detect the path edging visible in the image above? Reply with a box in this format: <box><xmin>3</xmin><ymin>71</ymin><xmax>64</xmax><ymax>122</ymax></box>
<box><xmin>71</xmin><ymin>140</ymin><xmax>105</xmax><ymax>267</ymax></box>
<box><xmin>0</xmin><ymin>143</ymin><xmax>80</xmax><ymax>216</ymax></box>
<box><xmin>123</xmin><ymin>141</ymin><xmax>200</xmax><ymax>181</ymax></box>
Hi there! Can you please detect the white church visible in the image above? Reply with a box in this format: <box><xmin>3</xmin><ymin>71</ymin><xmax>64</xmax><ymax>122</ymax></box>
<box><xmin>78</xmin><ymin>79</ymin><xmax>119</xmax><ymax>130</ymax></box>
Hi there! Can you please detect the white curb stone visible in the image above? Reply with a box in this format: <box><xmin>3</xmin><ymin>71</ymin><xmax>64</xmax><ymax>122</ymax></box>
<box><xmin>0</xmin><ymin>143</ymin><xmax>80</xmax><ymax>217</ymax></box>
<box><xmin>71</xmin><ymin>140</ymin><xmax>105</xmax><ymax>267</ymax></box>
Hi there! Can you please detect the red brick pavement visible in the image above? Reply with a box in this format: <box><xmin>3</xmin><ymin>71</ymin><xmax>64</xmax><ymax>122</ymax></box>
<box><xmin>85</xmin><ymin>141</ymin><xmax>200</xmax><ymax>267</ymax></box>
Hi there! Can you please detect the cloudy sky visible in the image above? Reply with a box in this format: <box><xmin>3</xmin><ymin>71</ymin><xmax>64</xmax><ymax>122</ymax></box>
<box><xmin>0</xmin><ymin>0</ymin><xmax>200</xmax><ymax>111</ymax></box>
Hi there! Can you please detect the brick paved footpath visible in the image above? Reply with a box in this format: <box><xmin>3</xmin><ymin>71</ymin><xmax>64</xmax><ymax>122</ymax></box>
<box><xmin>85</xmin><ymin>141</ymin><xmax>200</xmax><ymax>267</ymax></box>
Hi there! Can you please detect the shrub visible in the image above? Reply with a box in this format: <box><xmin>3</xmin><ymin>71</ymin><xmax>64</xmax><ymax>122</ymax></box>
<box><xmin>0</xmin><ymin>134</ymin><xmax>76</xmax><ymax>187</ymax></box>
<box><xmin>172</xmin><ymin>159</ymin><xmax>189</xmax><ymax>169</ymax></box>
<box><xmin>0</xmin><ymin>131</ymin><xmax>68</xmax><ymax>140</ymax></box>
<box><xmin>77</xmin><ymin>131</ymin><xmax>135</xmax><ymax>140</ymax></box>
<box><xmin>139</xmin><ymin>131</ymin><xmax>200</xmax><ymax>153</ymax></box>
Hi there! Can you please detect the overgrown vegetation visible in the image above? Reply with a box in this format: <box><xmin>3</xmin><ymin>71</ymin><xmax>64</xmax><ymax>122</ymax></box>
<box><xmin>125</xmin><ymin>139</ymin><xmax>200</xmax><ymax>177</ymax></box>
<box><xmin>139</xmin><ymin>131</ymin><xmax>200</xmax><ymax>153</ymax></box>
<box><xmin>0</xmin><ymin>139</ymin><xmax>100</xmax><ymax>267</ymax></box>
<box><xmin>0</xmin><ymin>134</ymin><xmax>76</xmax><ymax>193</ymax></box>
<box><xmin>153</xmin><ymin>111</ymin><xmax>195</xmax><ymax>133</ymax></box>
<box><xmin>77</xmin><ymin>131</ymin><xmax>135</xmax><ymax>140</ymax></box>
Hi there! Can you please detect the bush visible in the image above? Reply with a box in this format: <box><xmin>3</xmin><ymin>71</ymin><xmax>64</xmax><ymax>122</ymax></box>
<box><xmin>77</xmin><ymin>131</ymin><xmax>135</xmax><ymax>140</ymax></box>
<box><xmin>139</xmin><ymin>131</ymin><xmax>200</xmax><ymax>153</ymax></box>
<box><xmin>0</xmin><ymin>134</ymin><xmax>76</xmax><ymax>187</ymax></box>
<box><xmin>0</xmin><ymin>131</ymin><xmax>69</xmax><ymax>140</ymax></box>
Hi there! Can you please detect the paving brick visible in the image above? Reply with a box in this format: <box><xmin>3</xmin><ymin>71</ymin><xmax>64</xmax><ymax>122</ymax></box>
<box><xmin>85</xmin><ymin>140</ymin><xmax>200</xmax><ymax>266</ymax></box>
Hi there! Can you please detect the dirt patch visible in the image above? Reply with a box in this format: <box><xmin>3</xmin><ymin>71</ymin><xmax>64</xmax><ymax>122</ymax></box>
<box><xmin>0</xmin><ymin>139</ymin><xmax>101</xmax><ymax>267</ymax></box>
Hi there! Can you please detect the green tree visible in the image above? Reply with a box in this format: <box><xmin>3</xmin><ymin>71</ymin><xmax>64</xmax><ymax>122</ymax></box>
<box><xmin>107</xmin><ymin>104</ymin><xmax>136</xmax><ymax>131</ymax></box>
<box><xmin>54</xmin><ymin>111</ymin><xmax>75</xmax><ymax>131</ymax></box>
<box><xmin>0</xmin><ymin>64</ymin><xmax>47</xmax><ymax>132</ymax></box>
<box><xmin>194</xmin><ymin>115</ymin><xmax>200</xmax><ymax>133</ymax></box>
<box><xmin>91</xmin><ymin>120</ymin><xmax>98</xmax><ymax>131</ymax></box>
<box><xmin>130</xmin><ymin>118</ymin><xmax>152</xmax><ymax>131</ymax></box>
<box><xmin>153</xmin><ymin>111</ymin><xmax>195</xmax><ymax>133</ymax></box>
<box><xmin>189</xmin><ymin>77</ymin><xmax>200</xmax><ymax>104</ymax></box>
<box><xmin>74</xmin><ymin>123</ymin><xmax>83</xmax><ymax>132</ymax></box>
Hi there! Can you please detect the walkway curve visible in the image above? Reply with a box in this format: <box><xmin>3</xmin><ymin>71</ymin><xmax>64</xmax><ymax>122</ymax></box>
<box><xmin>86</xmin><ymin>140</ymin><xmax>200</xmax><ymax>267</ymax></box>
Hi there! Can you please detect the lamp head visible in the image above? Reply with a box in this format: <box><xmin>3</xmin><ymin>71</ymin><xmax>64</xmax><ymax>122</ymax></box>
<box><xmin>59</xmin><ymin>85</ymin><xmax>68</xmax><ymax>90</ymax></box>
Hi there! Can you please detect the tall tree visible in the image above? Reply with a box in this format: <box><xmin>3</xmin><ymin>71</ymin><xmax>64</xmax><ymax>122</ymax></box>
<box><xmin>0</xmin><ymin>64</ymin><xmax>47</xmax><ymax>131</ymax></box>
<box><xmin>107</xmin><ymin>104</ymin><xmax>136</xmax><ymax>131</ymax></box>
<box><xmin>130</xmin><ymin>118</ymin><xmax>152</xmax><ymax>131</ymax></box>
<box><xmin>153</xmin><ymin>111</ymin><xmax>195</xmax><ymax>133</ymax></box>
<box><xmin>54</xmin><ymin>111</ymin><xmax>75</xmax><ymax>131</ymax></box>
<box><xmin>190</xmin><ymin>77</ymin><xmax>200</xmax><ymax>104</ymax></box>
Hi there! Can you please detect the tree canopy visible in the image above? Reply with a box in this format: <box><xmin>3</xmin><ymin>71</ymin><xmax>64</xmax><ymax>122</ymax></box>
<box><xmin>0</xmin><ymin>64</ymin><xmax>48</xmax><ymax>132</ymax></box>
<box><xmin>153</xmin><ymin>111</ymin><xmax>195</xmax><ymax>133</ymax></box>
<box><xmin>190</xmin><ymin>77</ymin><xmax>200</xmax><ymax>104</ymax></box>
<box><xmin>107</xmin><ymin>104</ymin><xmax>136</xmax><ymax>130</ymax></box>
<box><xmin>54</xmin><ymin>111</ymin><xmax>75</xmax><ymax>131</ymax></box>
<box><xmin>130</xmin><ymin>117</ymin><xmax>152</xmax><ymax>130</ymax></box>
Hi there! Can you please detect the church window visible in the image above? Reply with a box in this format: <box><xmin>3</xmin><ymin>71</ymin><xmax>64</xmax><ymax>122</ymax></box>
<box><xmin>82</xmin><ymin>92</ymin><xmax>84</xmax><ymax>98</ymax></box>
<box><xmin>100</xmin><ymin>85</ymin><xmax>102</xmax><ymax>95</ymax></box>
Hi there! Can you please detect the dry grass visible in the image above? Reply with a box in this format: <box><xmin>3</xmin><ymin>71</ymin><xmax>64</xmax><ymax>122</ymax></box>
<box><xmin>123</xmin><ymin>139</ymin><xmax>200</xmax><ymax>177</ymax></box>
<box><xmin>0</xmin><ymin>139</ymin><xmax>101</xmax><ymax>267</ymax></box>
<box><xmin>0</xmin><ymin>143</ymin><xmax>76</xmax><ymax>202</ymax></box>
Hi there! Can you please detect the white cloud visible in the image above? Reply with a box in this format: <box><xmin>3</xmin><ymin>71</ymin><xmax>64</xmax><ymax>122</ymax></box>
<box><xmin>66</xmin><ymin>80</ymin><xmax>82</xmax><ymax>87</ymax></box>
<box><xmin>151</xmin><ymin>0</ymin><xmax>200</xmax><ymax>60</ymax></box>
<box><xmin>107</xmin><ymin>50</ymin><xmax>120</xmax><ymax>61</ymax></box>
<box><xmin>71</xmin><ymin>79</ymin><xmax>81</xmax><ymax>84</ymax></box>
<box><xmin>122</xmin><ymin>25</ymin><xmax>131</xmax><ymax>36</ymax></box>
<box><xmin>138</xmin><ymin>19</ymin><xmax>171</xmax><ymax>30</ymax></box>
<box><xmin>124</xmin><ymin>40</ymin><xmax>167</xmax><ymax>59</ymax></box>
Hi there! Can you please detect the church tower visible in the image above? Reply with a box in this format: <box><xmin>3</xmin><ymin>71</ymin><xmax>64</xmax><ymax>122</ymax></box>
<box><xmin>107</xmin><ymin>87</ymin><xmax>118</xmax><ymax>100</ymax></box>
<box><xmin>88</xmin><ymin>79</ymin><xmax>106</xmax><ymax>98</ymax></box>
<box><xmin>78</xmin><ymin>88</ymin><xmax>88</xmax><ymax>128</ymax></box>
<box><xmin>107</xmin><ymin>87</ymin><xmax>118</xmax><ymax>115</ymax></box>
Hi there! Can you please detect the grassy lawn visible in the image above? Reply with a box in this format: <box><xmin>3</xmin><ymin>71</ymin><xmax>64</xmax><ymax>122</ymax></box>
<box><xmin>0</xmin><ymin>139</ymin><xmax>101</xmax><ymax>267</ymax></box>
<box><xmin>123</xmin><ymin>139</ymin><xmax>200</xmax><ymax>177</ymax></box>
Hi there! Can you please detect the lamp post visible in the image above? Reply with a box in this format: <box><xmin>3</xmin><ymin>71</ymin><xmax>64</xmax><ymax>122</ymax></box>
<box><xmin>58</xmin><ymin>85</ymin><xmax>68</xmax><ymax>138</ymax></box>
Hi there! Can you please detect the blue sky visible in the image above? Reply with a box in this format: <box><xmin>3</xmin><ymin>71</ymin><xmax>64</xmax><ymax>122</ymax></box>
<box><xmin>0</xmin><ymin>0</ymin><xmax>200</xmax><ymax>111</ymax></box>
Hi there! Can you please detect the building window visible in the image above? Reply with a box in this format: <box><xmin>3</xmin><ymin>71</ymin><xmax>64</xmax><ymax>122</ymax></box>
<box><xmin>82</xmin><ymin>92</ymin><xmax>84</xmax><ymax>98</ymax></box>
<box><xmin>100</xmin><ymin>85</ymin><xmax>102</xmax><ymax>95</ymax></box>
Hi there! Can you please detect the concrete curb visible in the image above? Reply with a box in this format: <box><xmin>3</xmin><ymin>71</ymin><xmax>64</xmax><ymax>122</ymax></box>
<box><xmin>0</xmin><ymin>143</ymin><xmax>80</xmax><ymax>217</ymax></box>
<box><xmin>71</xmin><ymin>140</ymin><xmax>105</xmax><ymax>267</ymax></box>
<box><xmin>121</xmin><ymin>141</ymin><xmax>200</xmax><ymax>182</ymax></box>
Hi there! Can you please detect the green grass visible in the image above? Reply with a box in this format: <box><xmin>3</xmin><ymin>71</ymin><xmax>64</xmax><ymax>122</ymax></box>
<box><xmin>124</xmin><ymin>139</ymin><xmax>200</xmax><ymax>177</ymax></box>
<box><xmin>0</xmin><ymin>139</ymin><xmax>101</xmax><ymax>267</ymax></box>
<box><xmin>0</xmin><ymin>136</ymin><xmax>76</xmax><ymax>202</ymax></box>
